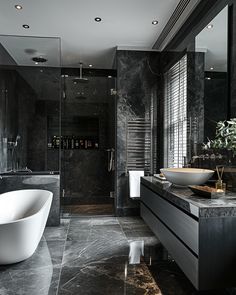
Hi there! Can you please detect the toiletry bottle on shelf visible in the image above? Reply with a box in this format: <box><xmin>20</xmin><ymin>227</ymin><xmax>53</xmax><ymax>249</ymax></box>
<box><xmin>52</xmin><ymin>136</ymin><xmax>57</xmax><ymax>149</ymax></box>
<box><xmin>56</xmin><ymin>136</ymin><xmax>60</xmax><ymax>149</ymax></box>
<box><xmin>48</xmin><ymin>137</ymin><xmax>52</xmax><ymax>149</ymax></box>
<box><xmin>63</xmin><ymin>136</ymin><xmax>67</xmax><ymax>150</ymax></box>
<box><xmin>75</xmin><ymin>137</ymin><xmax>79</xmax><ymax>149</ymax></box>
<box><xmin>79</xmin><ymin>139</ymin><xmax>84</xmax><ymax>149</ymax></box>
<box><xmin>85</xmin><ymin>140</ymin><xmax>88</xmax><ymax>149</ymax></box>
<box><xmin>87</xmin><ymin>140</ymin><xmax>92</xmax><ymax>149</ymax></box>
<box><xmin>71</xmin><ymin>136</ymin><xmax>75</xmax><ymax>149</ymax></box>
<box><xmin>66</xmin><ymin>136</ymin><xmax>70</xmax><ymax>149</ymax></box>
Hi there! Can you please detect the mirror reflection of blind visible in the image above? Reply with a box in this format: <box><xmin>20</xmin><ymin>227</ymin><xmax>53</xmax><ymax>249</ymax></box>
<box><xmin>164</xmin><ymin>54</ymin><xmax>187</xmax><ymax>168</ymax></box>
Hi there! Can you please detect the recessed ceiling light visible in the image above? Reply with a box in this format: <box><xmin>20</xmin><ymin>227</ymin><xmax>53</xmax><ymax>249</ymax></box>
<box><xmin>152</xmin><ymin>20</ymin><xmax>158</xmax><ymax>25</ymax></box>
<box><xmin>94</xmin><ymin>17</ymin><xmax>102</xmax><ymax>22</ymax></box>
<box><xmin>22</xmin><ymin>24</ymin><xmax>30</xmax><ymax>29</ymax></box>
<box><xmin>15</xmin><ymin>4</ymin><xmax>22</xmax><ymax>10</ymax></box>
<box><xmin>32</xmin><ymin>57</ymin><xmax>48</xmax><ymax>63</ymax></box>
<box><xmin>89</xmin><ymin>64</ymin><xmax>93</xmax><ymax>68</ymax></box>
<box><xmin>206</xmin><ymin>24</ymin><xmax>213</xmax><ymax>29</ymax></box>
<box><xmin>210</xmin><ymin>67</ymin><xmax>214</xmax><ymax>70</ymax></box>
<box><xmin>108</xmin><ymin>75</ymin><xmax>112</xmax><ymax>79</ymax></box>
<box><xmin>35</xmin><ymin>62</ymin><xmax>39</xmax><ymax>65</ymax></box>
<box><xmin>205</xmin><ymin>77</ymin><xmax>211</xmax><ymax>80</ymax></box>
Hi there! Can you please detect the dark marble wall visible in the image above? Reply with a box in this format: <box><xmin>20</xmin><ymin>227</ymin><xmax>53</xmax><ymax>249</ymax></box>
<box><xmin>204</xmin><ymin>71</ymin><xmax>228</xmax><ymax>140</ymax></box>
<box><xmin>61</xmin><ymin>76</ymin><xmax>115</xmax><ymax>204</ymax></box>
<box><xmin>0</xmin><ymin>174</ymin><xmax>60</xmax><ymax>226</ymax></box>
<box><xmin>230</xmin><ymin>2</ymin><xmax>236</xmax><ymax>117</ymax></box>
<box><xmin>187</xmin><ymin>52</ymin><xmax>205</xmax><ymax>158</ymax></box>
<box><xmin>115</xmin><ymin>50</ymin><xmax>161</xmax><ymax>216</ymax></box>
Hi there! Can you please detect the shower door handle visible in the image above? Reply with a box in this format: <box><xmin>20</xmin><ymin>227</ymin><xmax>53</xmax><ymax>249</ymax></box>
<box><xmin>106</xmin><ymin>148</ymin><xmax>115</xmax><ymax>172</ymax></box>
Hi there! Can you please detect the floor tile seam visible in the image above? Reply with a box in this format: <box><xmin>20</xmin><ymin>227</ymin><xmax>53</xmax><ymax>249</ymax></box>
<box><xmin>117</xmin><ymin>219</ymin><xmax>129</xmax><ymax>241</ymax></box>
<box><xmin>55</xmin><ymin>218</ymin><xmax>71</xmax><ymax>295</ymax></box>
<box><xmin>65</xmin><ymin>237</ymin><xmax>129</xmax><ymax>244</ymax></box>
<box><xmin>61</xmin><ymin>257</ymin><xmax>130</xmax><ymax>269</ymax></box>
<box><xmin>6</xmin><ymin>264</ymin><xmax>62</xmax><ymax>273</ymax></box>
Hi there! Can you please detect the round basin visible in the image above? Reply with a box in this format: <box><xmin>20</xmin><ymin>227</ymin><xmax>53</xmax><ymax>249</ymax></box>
<box><xmin>160</xmin><ymin>168</ymin><xmax>214</xmax><ymax>186</ymax></box>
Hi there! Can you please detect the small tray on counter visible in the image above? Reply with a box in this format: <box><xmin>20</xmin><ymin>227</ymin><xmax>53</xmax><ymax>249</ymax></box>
<box><xmin>188</xmin><ymin>185</ymin><xmax>225</xmax><ymax>199</ymax></box>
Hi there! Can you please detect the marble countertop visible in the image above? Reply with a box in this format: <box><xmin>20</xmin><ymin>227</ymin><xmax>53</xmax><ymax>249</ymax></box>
<box><xmin>141</xmin><ymin>176</ymin><xmax>236</xmax><ymax>218</ymax></box>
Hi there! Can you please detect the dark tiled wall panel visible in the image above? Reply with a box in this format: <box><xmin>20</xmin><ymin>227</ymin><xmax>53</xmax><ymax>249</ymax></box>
<box><xmin>116</xmin><ymin>50</ymin><xmax>161</xmax><ymax>216</ymax></box>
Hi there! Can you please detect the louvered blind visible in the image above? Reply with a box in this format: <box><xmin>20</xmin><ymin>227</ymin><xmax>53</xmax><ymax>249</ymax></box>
<box><xmin>164</xmin><ymin>54</ymin><xmax>187</xmax><ymax>168</ymax></box>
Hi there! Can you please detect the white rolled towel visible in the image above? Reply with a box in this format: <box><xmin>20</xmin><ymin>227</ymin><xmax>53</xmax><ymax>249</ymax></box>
<box><xmin>129</xmin><ymin>170</ymin><xmax>144</xmax><ymax>198</ymax></box>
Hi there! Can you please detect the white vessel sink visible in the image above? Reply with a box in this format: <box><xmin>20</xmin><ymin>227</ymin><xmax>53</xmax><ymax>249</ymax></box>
<box><xmin>160</xmin><ymin>168</ymin><xmax>214</xmax><ymax>186</ymax></box>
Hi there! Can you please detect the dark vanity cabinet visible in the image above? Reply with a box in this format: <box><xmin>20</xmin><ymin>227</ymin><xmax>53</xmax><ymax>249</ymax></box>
<box><xmin>140</xmin><ymin>177</ymin><xmax>236</xmax><ymax>290</ymax></box>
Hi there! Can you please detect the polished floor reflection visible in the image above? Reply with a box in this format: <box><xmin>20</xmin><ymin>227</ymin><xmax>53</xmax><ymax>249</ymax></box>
<box><xmin>61</xmin><ymin>204</ymin><xmax>114</xmax><ymax>216</ymax></box>
<box><xmin>1</xmin><ymin>216</ymin><xmax>236</xmax><ymax>294</ymax></box>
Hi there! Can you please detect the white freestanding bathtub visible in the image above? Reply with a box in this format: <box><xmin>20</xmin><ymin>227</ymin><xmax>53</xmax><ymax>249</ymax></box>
<box><xmin>0</xmin><ymin>189</ymin><xmax>53</xmax><ymax>264</ymax></box>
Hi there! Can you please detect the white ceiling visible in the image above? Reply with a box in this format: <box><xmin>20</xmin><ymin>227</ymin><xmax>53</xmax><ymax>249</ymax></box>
<box><xmin>0</xmin><ymin>0</ymin><xmax>180</xmax><ymax>68</ymax></box>
<box><xmin>195</xmin><ymin>6</ymin><xmax>228</xmax><ymax>72</ymax></box>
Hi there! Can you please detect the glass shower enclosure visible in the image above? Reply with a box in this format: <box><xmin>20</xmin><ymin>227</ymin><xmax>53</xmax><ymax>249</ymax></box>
<box><xmin>60</xmin><ymin>71</ymin><xmax>116</xmax><ymax>211</ymax></box>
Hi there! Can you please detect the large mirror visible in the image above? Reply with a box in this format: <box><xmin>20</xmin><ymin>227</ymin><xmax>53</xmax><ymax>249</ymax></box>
<box><xmin>195</xmin><ymin>6</ymin><xmax>228</xmax><ymax>141</ymax></box>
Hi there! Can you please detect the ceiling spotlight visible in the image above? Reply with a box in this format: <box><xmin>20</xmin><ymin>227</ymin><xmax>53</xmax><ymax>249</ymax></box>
<box><xmin>94</xmin><ymin>17</ymin><xmax>102</xmax><ymax>22</ymax></box>
<box><xmin>210</xmin><ymin>67</ymin><xmax>214</xmax><ymax>70</ymax></box>
<box><xmin>22</xmin><ymin>24</ymin><xmax>30</xmax><ymax>29</ymax></box>
<box><xmin>205</xmin><ymin>77</ymin><xmax>211</xmax><ymax>80</ymax></box>
<box><xmin>108</xmin><ymin>75</ymin><xmax>112</xmax><ymax>79</ymax></box>
<box><xmin>206</xmin><ymin>24</ymin><xmax>213</xmax><ymax>29</ymax></box>
<box><xmin>152</xmin><ymin>20</ymin><xmax>158</xmax><ymax>25</ymax></box>
<box><xmin>35</xmin><ymin>62</ymin><xmax>39</xmax><ymax>65</ymax></box>
<box><xmin>89</xmin><ymin>64</ymin><xmax>93</xmax><ymax>68</ymax></box>
<box><xmin>15</xmin><ymin>4</ymin><xmax>22</xmax><ymax>10</ymax></box>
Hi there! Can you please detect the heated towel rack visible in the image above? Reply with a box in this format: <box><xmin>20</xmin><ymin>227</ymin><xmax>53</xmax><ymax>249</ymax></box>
<box><xmin>126</xmin><ymin>118</ymin><xmax>151</xmax><ymax>174</ymax></box>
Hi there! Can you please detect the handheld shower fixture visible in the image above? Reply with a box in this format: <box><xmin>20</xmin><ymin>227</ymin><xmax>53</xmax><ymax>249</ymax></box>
<box><xmin>14</xmin><ymin>135</ymin><xmax>21</xmax><ymax>147</ymax></box>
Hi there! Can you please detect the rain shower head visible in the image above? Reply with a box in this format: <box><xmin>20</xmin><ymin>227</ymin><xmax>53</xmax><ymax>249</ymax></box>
<box><xmin>73</xmin><ymin>62</ymin><xmax>88</xmax><ymax>83</ymax></box>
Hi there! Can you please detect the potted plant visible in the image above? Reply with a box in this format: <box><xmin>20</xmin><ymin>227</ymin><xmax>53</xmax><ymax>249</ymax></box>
<box><xmin>203</xmin><ymin>118</ymin><xmax>236</xmax><ymax>158</ymax></box>
<box><xmin>202</xmin><ymin>118</ymin><xmax>236</xmax><ymax>190</ymax></box>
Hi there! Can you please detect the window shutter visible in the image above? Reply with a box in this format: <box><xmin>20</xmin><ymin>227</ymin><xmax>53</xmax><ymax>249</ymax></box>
<box><xmin>164</xmin><ymin>54</ymin><xmax>187</xmax><ymax>168</ymax></box>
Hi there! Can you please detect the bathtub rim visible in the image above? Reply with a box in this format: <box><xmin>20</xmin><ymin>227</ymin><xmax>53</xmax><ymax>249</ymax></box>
<box><xmin>0</xmin><ymin>189</ymin><xmax>53</xmax><ymax>225</ymax></box>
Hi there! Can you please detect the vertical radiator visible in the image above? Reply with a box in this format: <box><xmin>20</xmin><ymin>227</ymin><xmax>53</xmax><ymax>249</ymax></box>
<box><xmin>125</xmin><ymin>118</ymin><xmax>152</xmax><ymax>174</ymax></box>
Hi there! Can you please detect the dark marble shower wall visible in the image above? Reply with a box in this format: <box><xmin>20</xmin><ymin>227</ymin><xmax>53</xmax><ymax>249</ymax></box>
<box><xmin>0</xmin><ymin>68</ymin><xmax>36</xmax><ymax>171</ymax></box>
<box><xmin>115</xmin><ymin>50</ymin><xmax>161</xmax><ymax>216</ymax></box>
<box><xmin>0</xmin><ymin>66</ymin><xmax>61</xmax><ymax>173</ymax></box>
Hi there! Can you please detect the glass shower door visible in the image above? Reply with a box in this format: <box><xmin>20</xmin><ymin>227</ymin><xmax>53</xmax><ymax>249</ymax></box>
<box><xmin>61</xmin><ymin>73</ymin><xmax>115</xmax><ymax>213</ymax></box>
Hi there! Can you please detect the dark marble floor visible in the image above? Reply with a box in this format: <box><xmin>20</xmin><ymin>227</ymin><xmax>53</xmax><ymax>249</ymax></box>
<box><xmin>1</xmin><ymin>216</ymin><xmax>236</xmax><ymax>295</ymax></box>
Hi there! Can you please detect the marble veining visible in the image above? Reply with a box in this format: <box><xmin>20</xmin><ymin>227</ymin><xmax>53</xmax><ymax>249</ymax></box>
<box><xmin>142</xmin><ymin>176</ymin><xmax>236</xmax><ymax>218</ymax></box>
<box><xmin>1</xmin><ymin>215</ymin><xmax>236</xmax><ymax>294</ymax></box>
<box><xmin>116</xmin><ymin>50</ymin><xmax>161</xmax><ymax>216</ymax></box>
